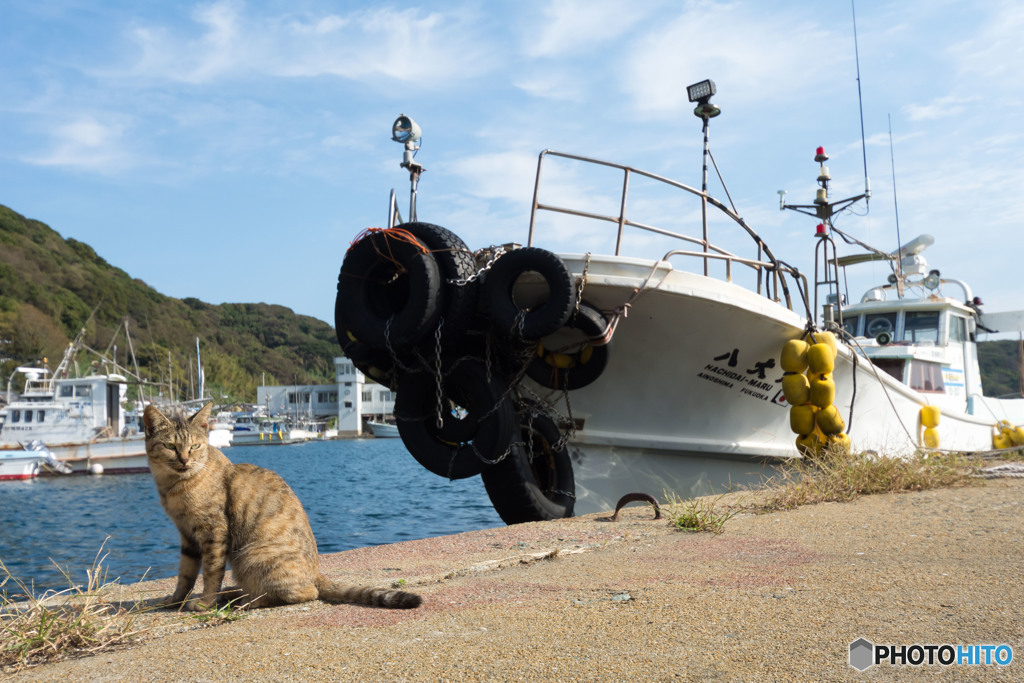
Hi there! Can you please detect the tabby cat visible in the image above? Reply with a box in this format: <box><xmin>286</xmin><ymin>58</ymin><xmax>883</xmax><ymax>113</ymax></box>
<box><xmin>142</xmin><ymin>403</ymin><xmax>421</xmax><ymax>611</ymax></box>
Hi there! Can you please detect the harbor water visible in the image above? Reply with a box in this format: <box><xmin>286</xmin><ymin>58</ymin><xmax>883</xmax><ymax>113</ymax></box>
<box><xmin>0</xmin><ymin>439</ymin><xmax>503</xmax><ymax>595</ymax></box>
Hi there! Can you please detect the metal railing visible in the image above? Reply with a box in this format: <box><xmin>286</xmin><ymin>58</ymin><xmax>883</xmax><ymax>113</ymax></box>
<box><xmin>527</xmin><ymin>150</ymin><xmax>805</xmax><ymax>311</ymax></box>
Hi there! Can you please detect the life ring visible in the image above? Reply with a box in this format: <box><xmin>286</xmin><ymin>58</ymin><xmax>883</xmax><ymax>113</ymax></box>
<box><xmin>526</xmin><ymin>301</ymin><xmax>609</xmax><ymax>390</ymax></box>
<box><xmin>399</xmin><ymin>222</ymin><xmax>479</xmax><ymax>339</ymax></box>
<box><xmin>337</xmin><ymin>229</ymin><xmax>442</xmax><ymax>348</ymax></box>
<box><xmin>481</xmin><ymin>407</ymin><xmax>575</xmax><ymax>524</ymax></box>
<box><xmin>394</xmin><ymin>358</ymin><xmax>516</xmax><ymax>480</ymax></box>
<box><xmin>484</xmin><ymin>247</ymin><xmax>575</xmax><ymax>339</ymax></box>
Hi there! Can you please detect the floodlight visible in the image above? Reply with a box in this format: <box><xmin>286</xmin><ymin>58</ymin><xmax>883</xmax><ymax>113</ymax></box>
<box><xmin>923</xmin><ymin>269</ymin><xmax>941</xmax><ymax>290</ymax></box>
<box><xmin>687</xmin><ymin>79</ymin><xmax>720</xmax><ymax>119</ymax></box>
<box><xmin>391</xmin><ymin>115</ymin><xmax>421</xmax><ymax>146</ymax></box>
<box><xmin>687</xmin><ymin>79</ymin><xmax>716</xmax><ymax>103</ymax></box>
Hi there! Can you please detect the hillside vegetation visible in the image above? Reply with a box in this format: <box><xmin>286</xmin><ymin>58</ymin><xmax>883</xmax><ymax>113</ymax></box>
<box><xmin>0</xmin><ymin>205</ymin><xmax>338</xmax><ymax>403</ymax></box>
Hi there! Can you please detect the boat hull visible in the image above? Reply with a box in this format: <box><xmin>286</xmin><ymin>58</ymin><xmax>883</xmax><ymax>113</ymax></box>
<box><xmin>543</xmin><ymin>254</ymin><xmax>1010</xmax><ymax>515</ymax></box>
<box><xmin>0</xmin><ymin>437</ymin><xmax>149</xmax><ymax>477</ymax></box>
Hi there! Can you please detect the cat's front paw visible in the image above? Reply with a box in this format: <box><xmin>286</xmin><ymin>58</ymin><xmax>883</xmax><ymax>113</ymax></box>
<box><xmin>158</xmin><ymin>594</ymin><xmax>189</xmax><ymax>609</ymax></box>
<box><xmin>184</xmin><ymin>597</ymin><xmax>215</xmax><ymax>612</ymax></box>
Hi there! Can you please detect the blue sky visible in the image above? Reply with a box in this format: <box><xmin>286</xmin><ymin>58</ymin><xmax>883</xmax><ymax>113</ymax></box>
<box><xmin>2</xmin><ymin>0</ymin><xmax>1023</xmax><ymax>327</ymax></box>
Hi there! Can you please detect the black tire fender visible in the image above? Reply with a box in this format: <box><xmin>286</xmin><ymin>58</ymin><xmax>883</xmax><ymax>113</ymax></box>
<box><xmin>337</xmin><ymin>229</ymin><xmax>442</xmax><ymax>348</ymax></box>
<box><xmin>481</xmin><ymin>408</ymin><xmax>575</xmax><ymax>524</ymax></box>
<box><xmin>394</xmin><ymin>358</ymin><xmax>516</xmax><ymax>480</ymax></box>
<box><xmin>484</xmin><ymin>247</ymin><xmax>574</xmax><ymax>340</ymax></box>
<box><xmin>526</xmin><ymin>301</ymin><xmax>609</xmax><ymax>391</ymax></box>
<box><xmin>399</xmin><ymin>222</ymin><xmax>479</xmax><ymax>339</ymax></box>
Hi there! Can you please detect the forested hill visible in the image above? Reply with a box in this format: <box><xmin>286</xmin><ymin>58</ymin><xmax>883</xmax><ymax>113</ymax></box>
<box><xmin>0</xmin><ymin>205</ymin><xmax>338</xmax><ymax>402</ymax></box>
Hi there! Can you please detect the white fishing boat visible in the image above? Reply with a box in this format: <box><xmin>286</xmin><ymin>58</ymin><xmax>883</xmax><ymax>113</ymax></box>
<box><xmin>334</xmin><ymin>102</ymin><xmax>1024</xmax><ymax>523</ymax></box>
<box><xmin>0</xmin><ymin>342</ymin><xmax>149</xmax><ymax>475</ymax></box>
<box><xmin>208</xmin><ymin>410</ymin><xmax>235</xmax><ymax>448</ymax></box>
<box><xmin>366</xmin><ymin>419</ymin><xmax>400</xmax><ymax>438</ymax></box>
<box><xmin>0</xmin><ymin>441</ymin><xmax>71</xmax><ymax>480</ymax></box>
<box><xmin>230</xmin><ymin>416</ymin><xmax>297</xmax><ymax>446</ymax></box>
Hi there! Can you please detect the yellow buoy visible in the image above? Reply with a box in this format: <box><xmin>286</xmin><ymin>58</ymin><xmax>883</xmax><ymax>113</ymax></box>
<box><xmin>994</xmin><ymin>431</ymin><xmax>1012</xmax><ymax>449</ymax></box>
<box><xmin>922</xmin><ymin>427</ymin><xmax>940</xmax><ymax>448</ymax></box>
<box><xmin>782</xmin><ymin>373</ymin><xmax>811</xmax><ymax>405</ymax></box>
<box><xmin>1012</xmin><ymin>427</ymin><xmax>1024</xmax><ymax>447</ymax></box>
<box><xmin>809</xmin><ymin>374</ymin><xmax>836</xmax><ymax>408</ymax></box>
<box><xmin>920</xmin><ymin>405</ymin><xmax>941</xmax><ymax>429</ymax></box>
<box><xmin>790</xmin><ymin>403</ymin><xmax>817</xmax><ymax>436</ymax></box>
<box><xmin>781</xmin><ymin>339</ymin><xmax>810</xmax><ymax>373</ymax></box>
<box><xmin>827</xmin><ymin>432</ymin><xmax>852</xmax><ymax>453</ymax></box>
<box><xmin>806</xmin><ymin>330</ymin><xmax>838</xmax><ymax>358</ymax></box>
<box><xmin>816</xmin><ymin>404</ymin><xmax>845</xmax><ymax>435</ymax></box>
<box><xmin>795</xmin><ymin>431</ymin><xmax>824</xmax><ymax>457</ymax></box>
<box><xmin>807</xmin><ymin>343</ymin><xmax>835</xmax><ymax>374</ymax></box>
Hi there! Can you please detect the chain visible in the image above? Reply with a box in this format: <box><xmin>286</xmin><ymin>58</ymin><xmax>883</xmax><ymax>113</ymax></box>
<box><xmin>383</xmin><ymin>318</ymin><xmax>418</xmax><ymax>374</ymax></box>
<box><xmin>574</xmin><ymin>252</ymin><xmax>592</xmax><ymax>314</ymax></box>
<box><xmin>433</xmin><ymin>319</ymin><xmax>445</xmax><ymax>429</ymax></box>
<box><xmin>447</xmin><ymin>246</ymin><xmax>507</xmax><ymax>286</ymax></box>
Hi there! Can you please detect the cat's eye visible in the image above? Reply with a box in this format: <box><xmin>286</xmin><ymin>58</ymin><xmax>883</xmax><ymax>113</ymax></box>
<box><xmin>164</xmin><ymin>443</ymin><xmax>175</xmax><ymax>450</ymax></box>
<box><xmin>190</xmin><ymin>444</ymin><xmax>201</xmax><ymax>451</ymax></box>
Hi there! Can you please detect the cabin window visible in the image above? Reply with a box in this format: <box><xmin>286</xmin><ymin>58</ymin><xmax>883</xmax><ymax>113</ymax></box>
<box><xmin>864</xmin><ymin>312</ymin><xmax>897</xmax><ymax>338</ymax></box>
<box><xmin>60</xmin><ymin>385</ymin><xmax>74</xmax><ymax>397</ymax></box>
<box><xmin>74</xmin><ymin>385</ymin><xmax>92</xmax><ymax>398</ymax></box>
<box><xmin>361</xmin><ymin>390</ymin><xmax>373</xmax><ymax>402</ymax></box>
<box><xmin>908</xmin><ymin>360</ymin><xmax>945</xmax><ymax>393</ymax></box>
<box><xmin>949</xmin><ymin>315</ymin><xmax>967</xmax><ymax>343</ymax></box>
<box><xmin>37</xmin><ymin>410</ymin><xmax>45</xmax><ymax>423</ymax></box>
<box><xmin>10</xmin><ymin>410</ymin><xmax>20</xmax><ymax>423</ymax></box>
<box><xmin>24</xmin><ymin>410</ymin><xmax>33</xmax><ymax>423</ymax></box>
<box><xmin>842</xmin><ymin>315</ymin><xmax>860</xmax><ymax>337</ymax></box>
<box><xmin>870</xmin><ymin>359</ymin><xmax>905</xmax><ymax>382</ymax></box>
<box><xmin>903</xmin><ymin>311</ymin><xmax>939</xmax><ymax>343</ymax></box>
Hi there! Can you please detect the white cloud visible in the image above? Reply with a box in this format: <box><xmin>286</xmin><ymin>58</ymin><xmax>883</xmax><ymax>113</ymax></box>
<box><xmin>903</xmin><ymin>95</ymin><xmax>971</xmax><ymax>122</ymax></box>
<box><xmin>619</xmin><ymin>2</ymin><xmax>845</xmax><ymax>118</ymax></box>
<box><xmin>23</xmin><ymin>116</ymin><xmax>132</xmax><ymax>170</ymax></box>
<box><xmin>120</xmin><ymin>1</ymin><xmax>497</xmax><ymax>87</ymax></box>
<box><xmin>522</xmin><ymin>0</ymin><xmax>657</xmax><ymax>58</ymax></box>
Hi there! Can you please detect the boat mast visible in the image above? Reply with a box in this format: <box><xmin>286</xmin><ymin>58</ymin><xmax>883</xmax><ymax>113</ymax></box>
<box><xmin>686</xmin><ymin>80</ymin><xmax>722</xmax><ymax>277</ymax></box>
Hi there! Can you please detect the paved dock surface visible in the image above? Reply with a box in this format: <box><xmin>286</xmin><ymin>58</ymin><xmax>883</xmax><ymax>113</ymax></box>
<box><xmin>8</xmin><ymin>477</ymin><xmax>1023</xmax><ymax>681</ymax></box>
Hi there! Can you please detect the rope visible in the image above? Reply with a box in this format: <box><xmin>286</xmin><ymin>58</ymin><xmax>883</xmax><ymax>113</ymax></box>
<box><xmin>592</xmin><ymin>259</ymin><xmax>671</xmax><ymax>347</ymax></box>
<box><xmin>346</xmin><ymin>226</ymin><xmax>429</xmax><ymax>255</ymax></box>
<box><xmin>973</xmin><ymin>463</ymin><xmax>1024</xmax><ymax>479</ymax></box>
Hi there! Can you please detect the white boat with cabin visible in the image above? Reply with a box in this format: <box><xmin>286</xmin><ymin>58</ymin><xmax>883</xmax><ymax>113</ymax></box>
<box><xmin>335</xmin><ymin>99</ymin><xmax>1024</xmax><ymax>522</ymax></box>
<box><xmin>0</xmin><ymin>354</ymin><xmax>149</xmax><ymax>476</ymax></box>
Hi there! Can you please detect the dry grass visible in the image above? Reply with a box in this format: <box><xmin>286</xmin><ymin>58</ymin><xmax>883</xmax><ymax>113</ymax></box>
<box><xmin>0</xmin><ymin>542</ymin><xmax>151</xmax><ymax>673</ymax></box>
<box><xmin>746</xmin><ymin>446</ymin><xmax>978</xmax><ymax>513</ymax></box>
<box><xmin>663</xmin><ymin>492</ymin><xmax>739</xmax><ymax>534</ymax></box>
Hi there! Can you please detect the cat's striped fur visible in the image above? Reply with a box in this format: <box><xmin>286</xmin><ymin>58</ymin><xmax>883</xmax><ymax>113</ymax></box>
<box><xmin>142</xmin><ymin>403</ymin><xmax>421</xmax><ymax>611</ymax></box>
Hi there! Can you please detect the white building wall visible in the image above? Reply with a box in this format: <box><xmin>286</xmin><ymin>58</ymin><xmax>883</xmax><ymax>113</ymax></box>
<box><xmin>252</xmin><ymin>359</ymin><xmax>396</xmax><ymax>438</ymax></box>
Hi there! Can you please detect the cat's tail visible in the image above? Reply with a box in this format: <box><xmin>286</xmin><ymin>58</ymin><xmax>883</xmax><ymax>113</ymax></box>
<box><xmin>316</xmin><ymin>576</ymin><xmax>422</xmax><ymax>609</ymax></box>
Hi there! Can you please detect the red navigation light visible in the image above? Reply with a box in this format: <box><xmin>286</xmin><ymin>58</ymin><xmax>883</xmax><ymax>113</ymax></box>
<box><xmin>816</xmin><ymin>223</ymin><xmax>827</xmax><ymax>236</ymax></box>
<box><xmin>814</xmin><ymin>146</ymin><xmax>829</xmax><ymax>163</ymax></box>
<box><xmin>816</xmin><ymin>146</ymin><xmax>825</xmax><ymax>156</ymax></box>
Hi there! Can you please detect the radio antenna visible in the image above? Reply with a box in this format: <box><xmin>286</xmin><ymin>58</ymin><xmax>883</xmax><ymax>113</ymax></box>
<box><xmin>852</xmin><ymin>0</ymin><xmax>870</xmax><ymax>205</ymax></box>
<box><xmin>887</xmin><ymin>114</ymin><xmax>903</xmax><ymax>272</ymax></box>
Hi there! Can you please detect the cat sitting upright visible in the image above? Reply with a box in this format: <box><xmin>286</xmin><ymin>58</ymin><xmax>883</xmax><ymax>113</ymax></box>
<box><xmin>142</xmin><ymin>403</ymin><xmax>421</xmax><ymax>611</ymax></box>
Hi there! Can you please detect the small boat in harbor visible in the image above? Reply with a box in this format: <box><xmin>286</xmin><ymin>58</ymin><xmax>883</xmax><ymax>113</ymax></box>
<box><xmin>0</xmin><ymin>334</ymin><xmax>149</xmax><ymax>476</ymax></box>
<box><xmin>230</xmin><ymin>416</ymin><xmax>298</xmax><ymax>446</ymax></box>
<box><xmin>366</xmin><ymin>419</ymin><xmax>400</xmax><ymax>438</ymax></box>
<box><xmin>334</xmin><ymin>100</ymin><xmax>1024</xmax><ymax>523</ymax></box>
<box><xmin>0</xmin><ymin>441</ymin><xmax>71</xmax><ymax>480</ymax></box>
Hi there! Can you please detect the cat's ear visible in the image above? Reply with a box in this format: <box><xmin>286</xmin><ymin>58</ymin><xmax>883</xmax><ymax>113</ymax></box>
<box><xmin>190</xmin><ymin>403</ymin><xmax>213</xmax><ymax>431</ymax></box>
<box><xmin>143</xmin><ymin>404</ymin><xmax>170</xmax><ymax>437</ymax></box>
